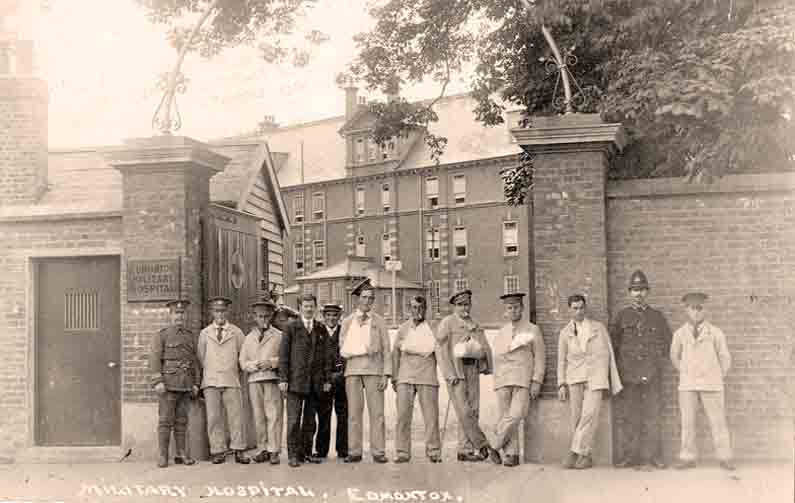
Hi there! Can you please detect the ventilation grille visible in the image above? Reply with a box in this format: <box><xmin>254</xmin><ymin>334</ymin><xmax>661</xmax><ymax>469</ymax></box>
<box><xmin>64</xmin><ymin>290</ymin><xmax>99</xmax><ymax>330</ymax></box>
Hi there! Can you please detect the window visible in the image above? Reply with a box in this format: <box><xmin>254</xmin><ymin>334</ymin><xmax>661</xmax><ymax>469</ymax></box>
<box><xmin>453</xmin><ymin>174</ymin><xmax>466</xmax><ymax>204</ymax></box>
<box><xmin>427</xmin><ymin>280</ymin><xmax>441</xmax><ymax>314</ymax></box>
<box><xmin>453</xmin><ymin>227</ymin><xmax>468</xmax><ymax>258</ymax></box>
<box><xmin>426</xmin><ymin>177</ymin><xmax>439</xmax><ymax>209</ymax></box>
<box><xmin>318</xmin><ymin>282</ymin><xmax>331</xmax><ymax>306</ymax></box>
<box><xmin>368</xmin><ymin>139</ymin><xmax>377</xmax><ymax>162</ymax></box>
<box><xmin>313</xmin><ymin>240</ymin><xmax>325</xmax><ymax>268</ymax></box>
<box><xmin>294</xmin><ymin>242</ymin><xmax>304</xmax><ymax>273</ymax></box>
<box><xmin>381</xmin><ymin>233</ymin><xmax>391</xmax><ymax>263</ymax></box>
<box><xmin>355</xmin><ymin>235</ymin><xmax>366</xmax><ymax>256</ymax></box>
<box><xmin>454</xmin><ymin>278</ymin><xmax>469</xmax><ymax>292</ymax></box>
<box><xmin>356</xmin><ymin>186</ymin><xmax>365</xmax><ymax>216</ymax></box>
<box><xmin>330</xmin><ymin>282</ymin><xmax>339</xmax><ymax>304</ymax></box>
<box><xmin>293</xmin><ymin>194</ymin><xmax>304</xmax><ymax>224</ymax></box>
<box><xmin>383</xmin><ymin>293</ymin><xmax>392</xmax><ymax>316</ymax></box>
<box><xmin>380</xmin><ymin>141</ymin><xmax>388</xmax><ymax>160</ymax></box>
<box><xmin>381</xmin><ymin>184</ymin><xmax>390</xmax><ymax>213</ymax></box>
<box><xmin>504</xmin><ymin>275</ymin><xmax>519</xmax><ymax>295</ymax></box>
<box><xmin>426</xmin><ymin>228</ymin><xmax>440</xmax><ymax>261</ymax></box>
<box><xmin>503</xmin><ymin>221</ymin><xmax>519</xmax><ymax>256</ymax></box>
<box><xmin>355</xmin><ymin>138</ymin><xmax>365</xmax><ymax>163</ymax></box>
<box><xmin>312</xmin><ymin>192</ymin><xmax>325</xmax><ymax>220</ymax></box>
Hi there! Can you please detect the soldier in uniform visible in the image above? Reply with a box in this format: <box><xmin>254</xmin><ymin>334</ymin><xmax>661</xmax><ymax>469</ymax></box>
<box><xmin>313</xmin><ymin>303</ymin><xmax>347</xmax><ymax>460</ymax></box>
<box><xmin>436</xmin><ymin>289</ymin><xmax>502</xmax><ymax>464</ymax></box>
<box><xmin>491</xmin><ymin>293</ymin><xmax>545</xmax><ymax>467</ymax></box>
<box><xmin>610</xmin><ymin>270</ymin><xmax>672</xmax><ymax>469</ymax></box>
<box><xmin>239</xmin><ymin>299</ymin><xmax>283</xmax><ymax>464</ymax></box>
<box><xmin>197</xmin><ymin>296</ymin><xmax>251</xmax><ymax>465</ymax></box>
<box><xmin>149</xmin><ymin>299</ymin><xmax>201</xmax><ymax>468</ymax></box>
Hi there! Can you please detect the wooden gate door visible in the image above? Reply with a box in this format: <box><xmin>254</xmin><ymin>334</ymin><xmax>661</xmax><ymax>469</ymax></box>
<box><xmin>204</xmin><ymin>204</ymin><xmax>263</xmax><ymax>448</ymax></box>
<box><xmin>36</xmin><ymin>256</ymin><xmax>121</xmax><ymax>446</ymax></box>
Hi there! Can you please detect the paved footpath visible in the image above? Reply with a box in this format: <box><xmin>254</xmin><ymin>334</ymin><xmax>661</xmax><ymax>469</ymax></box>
<box><xmin>0</xmin><ymin>457</ymin><xmax>790</xmax><ymax>503</ymax></box>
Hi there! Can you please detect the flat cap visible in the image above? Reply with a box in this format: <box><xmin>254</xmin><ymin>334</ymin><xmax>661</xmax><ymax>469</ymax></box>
<box><xmin>449</xmin><ymin>289</ymin><xmax>472</xmax><ymax>305</ymax></box>
<box><xmin>681</xmin><ymin>292</ymin><xmax>709</xmax><ymax>305</ymax></box>
<box><xmin>165</xmin><ymin>299</ymin><xmax>190</xmax><ymax>310</ymax></box>
<box><xmin>499</xmin><ymin>292</ymin><xmax>526</xmax><ymax>303</ymax></box>
<box><xmin>207</xmin><ymin>296</ymin><xmax>233</xmax><ymax>309</ymax></box>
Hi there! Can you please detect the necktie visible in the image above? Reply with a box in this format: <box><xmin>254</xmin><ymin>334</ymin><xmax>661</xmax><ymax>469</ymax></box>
<box><xmin>258</xmin><ymin>330</ymin><xmax>264</xmax><ymax>343</ymax></box>
<box><xmin>306</xmin><ymin>321</ymin><xmax>312</xmax><ymax>333</ymax></box>
<box><xmin>216</xmin><ymin>326</ymin><xmax>223</xmax><ymax>343</ymax></box>
<box><xmin>359</xmin><ymin>313</ymin><xmax>369</xmax><ymax>325</ymax></box>
<box><xmin>693</xmin><ymin>324</ymin><xmax>700</xmax><ymax>340</ymax></box>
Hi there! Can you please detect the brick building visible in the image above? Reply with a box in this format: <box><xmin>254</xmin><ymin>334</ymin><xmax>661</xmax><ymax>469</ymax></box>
<box><xmin>258</xmin><ymin>89</ymin><xmax>531</xmax><ymax>325</ymax></box>
<box><xmin>0</xmin><ymin>44</ymin><xmax>291</xmax><ymax>460</ymax></box>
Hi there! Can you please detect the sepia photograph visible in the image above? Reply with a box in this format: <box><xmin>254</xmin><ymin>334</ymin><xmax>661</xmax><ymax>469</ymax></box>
<box><xmin>0</xmin><ymin>0</ymin><xmax>792</xmax><ymax>501</ymax></box>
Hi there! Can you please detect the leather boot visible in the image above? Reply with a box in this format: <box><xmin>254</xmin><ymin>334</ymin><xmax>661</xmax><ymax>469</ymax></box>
<box><xmin>157</xmin><ymin>431</ymin><xmax>170</xmax><ymax>468</ymax></box>
<box><xmin>173</xmin><ymin>431</ymin><xmax>196</xmax><ymax>465</ymax></box>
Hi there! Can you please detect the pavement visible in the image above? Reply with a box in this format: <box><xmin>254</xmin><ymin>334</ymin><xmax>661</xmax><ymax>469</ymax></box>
<box><xmin>0</xmin><ymin>454</ymin><xmax>790</xmax><ymax>503</ymax></box>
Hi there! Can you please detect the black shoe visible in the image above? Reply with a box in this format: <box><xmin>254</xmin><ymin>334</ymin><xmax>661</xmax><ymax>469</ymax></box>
<box><xmin>288</xmin><ymin>457</ymin><xmax>301</xmax><ymax>468</ymax></box>
<box><xmin>174</xmin><ymin>454</ymin><xmax>196</xmax><ymax>466</ymax></box>
<box><xmin>573</xmin><ymin>455</ymin><xmax>593</xmax><ymax>470</ymax></box>
<box><xmin>344</xmin><ymin>455</ymin><xmax>362</xmax><ymax>463</ymax></box>
<box><xmin>457</xmin><ymin>452</ymin><xmax>481</xmax><ymax>462</ymax></box>
<box><xmin>650</xmin><ymin>459</ymin><xmax>667</xmax><ymax>470</ymax></box>
<box><xmin>562</xmin><ymin>451</ymin><xmax>578</xmax><ymax>469</ymax></box>
<box><xmin>480</xmin><ymin>446</ymin><xmax>501</xmax><ymax>465</ymax></box>
<box><xmin>211</xmin><ymin>453</ymin><xmax>226</xmax><ymax>464</ymax></box>
<box><xmin>270</xmin><ymin>453</ymin><xmax>280</xmax><ymax>465</ymax></box>
<box><xmin>428</xmin><ymin>455</ymin><xmax>442</xmax><ymax>463</ymax></box>
<box><xmin>235</xmin><ymin>451</ymin><xmax>251</xmax><ymax>464</ymax></box>
<box><xmin>394</xmin><ymin>457</ymin><xmax>410</xmax><ymax>463</ymax></box>
<box><xmin>504</xmin><ymin>455</ymin><xmax>520</xmax><ymax>467</ymax></box>
<box><xmin>306</xmin><ymin>455</ymin><xmax>323</xmax><ymax>464</ymax></box>
<box><xmin>252</xmin><ymin>451</ymin><xmax>270</xmax><ymax>464</ymax></box>
<box><xmin>719</xmin><ymin>460</ymin><xmax>736</xmax><ymax>471</ymax></box>
<box><xmin>373</xmin><ymin>454</ymin><xmax>389</xmax><ymax>464</ymax></box>
<box><xmin>337</xmin><ymin>452</ymin><xmax>349</xmax><ymax>460</ymax></box>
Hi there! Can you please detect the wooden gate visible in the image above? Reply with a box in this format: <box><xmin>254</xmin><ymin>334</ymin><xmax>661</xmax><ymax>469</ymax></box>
<box><xmin>203</xmin><ymin>203</ymin><xmax>264</xmax><ymax>449</ymax></box>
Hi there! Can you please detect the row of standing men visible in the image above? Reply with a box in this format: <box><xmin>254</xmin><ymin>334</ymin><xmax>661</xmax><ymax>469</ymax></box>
<box><xmin>149</xmin><ymin>269</ymin><xmax>734</xmax><ymax>470</ymax></box>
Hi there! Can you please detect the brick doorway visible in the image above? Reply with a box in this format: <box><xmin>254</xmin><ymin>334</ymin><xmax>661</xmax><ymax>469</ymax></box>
<box><xmin>35</xmin><ymin>256</ymin><xmax>121</xmax><ymax>446</ymax></box>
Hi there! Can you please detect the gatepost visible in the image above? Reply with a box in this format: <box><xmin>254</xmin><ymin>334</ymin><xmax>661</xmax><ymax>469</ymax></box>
<box><xmin>512</xmin><ymin>114</ymin><xmax>626</xmax><ymax>464</ymax></box>
<box><xmin>107</xmin><ymin>136</ymin><xmax>230</xmax><ymax>460</ymax></box>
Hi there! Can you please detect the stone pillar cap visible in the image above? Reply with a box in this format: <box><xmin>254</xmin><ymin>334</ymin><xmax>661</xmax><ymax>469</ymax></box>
<box><xmin>511</xmin><ymin>113</ymin><xmax>627</xmax><ymax>153</ymax></box>
<box><xmin>105</xmin><ymin>135</ymin><xmax>230</xmax><ymax>174</ymax></box>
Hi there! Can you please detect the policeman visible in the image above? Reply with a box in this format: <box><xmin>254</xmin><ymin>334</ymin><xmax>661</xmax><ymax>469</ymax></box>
<box><xmin>610</xmin><ymin>270</ymin><xmax>672</xmax><ymax>469</ymax></box>
<box><xmin>148</xmin><ymin>299</ymin><xmax>201</xmax><ymax>468</ymax></box>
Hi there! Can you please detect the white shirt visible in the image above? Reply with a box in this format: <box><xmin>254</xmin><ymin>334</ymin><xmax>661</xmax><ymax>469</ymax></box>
<box><xmin>301</xmin><ymin>317</ymin><xmax>314</xmax><ymax>333</ymax></box>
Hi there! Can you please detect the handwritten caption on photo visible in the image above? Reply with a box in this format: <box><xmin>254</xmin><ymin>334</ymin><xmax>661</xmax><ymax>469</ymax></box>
<box><xmin>78</xmin><ymin>483</ymin><xmax>465</xmax><ymax>502</ymax></box>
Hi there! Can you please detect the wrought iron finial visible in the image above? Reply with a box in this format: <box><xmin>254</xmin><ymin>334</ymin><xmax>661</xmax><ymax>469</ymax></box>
<box><xmin>539</xmin><ymin>46</ymin><xmax>587</xmax><ymax>114</ymax></box>
<box><xmin>152</xmin><ymin>71</ymin><xmax>189</xmax><ymax>135</ymax></box>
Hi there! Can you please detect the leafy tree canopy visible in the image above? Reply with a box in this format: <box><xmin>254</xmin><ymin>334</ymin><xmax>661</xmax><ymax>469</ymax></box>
<box><xmin>347</xmin><ymin>0</ymin><xmax>795</xmax><ymax>203</ymax></box>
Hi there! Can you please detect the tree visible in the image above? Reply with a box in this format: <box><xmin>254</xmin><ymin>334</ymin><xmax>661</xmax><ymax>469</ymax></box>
<box><xmin>138</xmin><ymin>0</ymin><xmax>326</xmax><ymax>133</ymax></box>
<box><xmin>347</xmin><ymin>0</ymin><xmax>795</xmax><ymax>203</ymax></box>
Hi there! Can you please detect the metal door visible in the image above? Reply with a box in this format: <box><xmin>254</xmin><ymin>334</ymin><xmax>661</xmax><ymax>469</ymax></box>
<box><xmin>35</xmin><ymin>256</ymin><xmax>121</xmax><ymax>446</ymax></box>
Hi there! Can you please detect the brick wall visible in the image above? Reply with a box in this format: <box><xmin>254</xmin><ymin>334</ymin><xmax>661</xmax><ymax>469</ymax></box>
<box><xmin>606</xmin><ymin>173</ymin><xmax>795</xmax><ymax>460</ymax></box>
<box><xmin>0</xmin><ymin>216</ymin><xmax>122</xmax><ymax>452</ymax></box>
<box><xmin>0</xmin><ymin>78</ymin><xmax>47</xmax><ymax>205</ymax></box>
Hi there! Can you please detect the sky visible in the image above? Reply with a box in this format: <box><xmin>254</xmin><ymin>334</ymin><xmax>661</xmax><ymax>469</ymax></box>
<box><xmin>14</xmin><ymin>0</ymin><xmax>471</xmax><ymax>148</ymax></box>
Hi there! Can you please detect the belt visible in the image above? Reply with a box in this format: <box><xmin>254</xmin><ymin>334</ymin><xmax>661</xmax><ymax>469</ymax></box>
<box><xmin>461</xmin><ymin>358</ymin><xmax>478</xmax><ymax>365</ymax></box>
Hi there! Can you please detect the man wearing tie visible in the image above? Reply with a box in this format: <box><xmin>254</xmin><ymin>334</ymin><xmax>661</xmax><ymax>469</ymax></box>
<box><xmin>278</xmin><ymin>293</ymin><xmax>333</xmax><ymax>467</ymax></box>
<box><xmin>339</xmin><ymin>279</ymin><xmax>391</xmax><ymax>463</ymax></box>
<box><xmin>197</xmin><ymin>297</ymin><xmax>250</xmax><ymax>464</ymax></box>
<box><xmin>239</xmin><ymin>299</ymin><xmax>283</xmax><ymax>465</ymax></box>
<box><xmin>312</xmin><ymin>303</ymin><xmax>347</xmax><ymax>460</ymax></box>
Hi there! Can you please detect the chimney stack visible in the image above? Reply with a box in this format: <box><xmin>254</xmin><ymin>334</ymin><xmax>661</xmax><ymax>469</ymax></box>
<box><xmin>345</xmin><ymin>85</ymin><xmax>359</xmax><ymax>121</ymax></box>
<box><xmin>0</xmin><ymin>37</ymin><xmax>48</xmax><ymax>206</ymax></box>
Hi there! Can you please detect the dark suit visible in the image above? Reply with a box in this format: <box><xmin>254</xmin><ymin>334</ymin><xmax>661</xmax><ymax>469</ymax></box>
<box><xmin>278</xmin><ymin>318</ymin><xmax>333</xmax><ymax>461</ymax></box>
<box><xmin>313</xmin><ymin>324</ymin><xmax>348</xmax><ymax>458</ymax></box>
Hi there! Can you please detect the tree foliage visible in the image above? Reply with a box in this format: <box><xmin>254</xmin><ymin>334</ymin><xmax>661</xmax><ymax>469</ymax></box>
<box><xmin>348</xmin><ymin>0</ymin><xmax>795</xmax><ymax>203</ymax></box>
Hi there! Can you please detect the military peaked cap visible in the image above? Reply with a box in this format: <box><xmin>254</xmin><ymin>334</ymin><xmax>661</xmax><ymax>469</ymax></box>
<box><xmin>449</xmin><ymin>289</ymin><xmax>473</xmax><ymax>305</ymax></box>
<box><xmin>165</xmin><ymin>299</ymin><xmax>190</xmax><ymax>310</ymax></box>
<box><xmin>207</xmin><ymin>296</ymin><xmax>233</xmax><ymax>309</ymax></box>
<box><xmin>681</xmin><ymin>292</ymin><xmax>709</xmax><ymax>305</ymax></box>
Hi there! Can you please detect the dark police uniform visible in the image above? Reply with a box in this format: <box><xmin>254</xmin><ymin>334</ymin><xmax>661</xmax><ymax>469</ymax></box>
<box><xmin>610</xmin><ymin>271</ymin><xmax>672</xmax><ymax>467</ymax></box>
<box><xmin>149</xmin><ymin>303</ymin><xmax>201</xmax><ymax>466</ymax></box>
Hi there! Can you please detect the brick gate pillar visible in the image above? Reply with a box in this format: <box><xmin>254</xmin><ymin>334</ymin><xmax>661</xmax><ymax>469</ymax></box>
<box><xmin>512</xmin><ymin>114</ymin><xmax>626</xmax><ymax>465</ymax></box>
<box><xmin>107</xmin><ymin>136</ymin><xmax>229</xmax><ymax>460</ymax></box>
